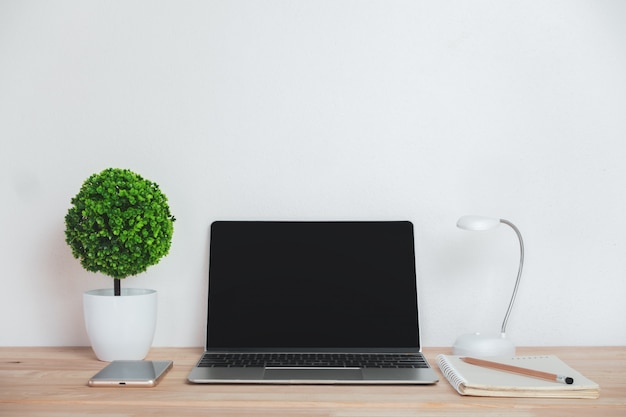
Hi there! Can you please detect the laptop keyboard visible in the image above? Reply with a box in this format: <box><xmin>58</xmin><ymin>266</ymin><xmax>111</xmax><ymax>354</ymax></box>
<box><xmin>198</xmin><ymin>353</ymin><xmax>429</xmax><ymax>369</ymax></box>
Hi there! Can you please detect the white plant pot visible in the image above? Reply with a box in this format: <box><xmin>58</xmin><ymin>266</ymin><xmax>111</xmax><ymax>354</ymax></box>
<box><xmin>83</xmin><ymin>288</ymin><xmax>157</xmax><ymax>362</ymax></box>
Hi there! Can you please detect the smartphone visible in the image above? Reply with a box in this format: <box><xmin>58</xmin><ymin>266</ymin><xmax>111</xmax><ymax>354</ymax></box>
<box><xmin>88</xmin><ymin>360</ymin><xmax>173</xmax><ymax>387</ymax></box>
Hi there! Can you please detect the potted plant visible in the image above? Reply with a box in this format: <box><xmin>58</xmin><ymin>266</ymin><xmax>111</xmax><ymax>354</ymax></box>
<box><xmin>65</xmin><ymin>168</ymin><xmax>175</xmax><ymax>361</ymax></box>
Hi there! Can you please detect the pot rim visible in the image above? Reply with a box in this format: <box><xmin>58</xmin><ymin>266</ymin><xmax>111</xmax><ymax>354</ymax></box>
<box><xmin>84</xmin><ymin>288</ymin><xmax>156</xmax><ymax>297</ymax></box>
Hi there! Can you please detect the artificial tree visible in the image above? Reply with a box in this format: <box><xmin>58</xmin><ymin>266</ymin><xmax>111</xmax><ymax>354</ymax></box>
<box><xmin>65</xmin><ymin>168</ymin><xmax>175</xmax><ymax>295</ymax></box>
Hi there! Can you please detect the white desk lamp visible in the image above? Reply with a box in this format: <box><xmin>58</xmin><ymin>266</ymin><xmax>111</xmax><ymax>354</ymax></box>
<box><xmin>452</xmin><ymin>215</ymin><xmax>524</xmax><ymax>357</ymax></box>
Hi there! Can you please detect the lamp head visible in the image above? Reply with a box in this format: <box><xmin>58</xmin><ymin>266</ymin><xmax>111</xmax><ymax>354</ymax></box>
<box><xmin>456</xmin><ymin>215</ymin><xmax>501</xmax><ymax>231</ymax></box>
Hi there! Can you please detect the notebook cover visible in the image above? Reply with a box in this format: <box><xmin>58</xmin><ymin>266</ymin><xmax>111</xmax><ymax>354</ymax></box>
<box><xmin>436</xmin><ymin>354</ymin><xmax>599</xmax><ymax>399</ymax></box>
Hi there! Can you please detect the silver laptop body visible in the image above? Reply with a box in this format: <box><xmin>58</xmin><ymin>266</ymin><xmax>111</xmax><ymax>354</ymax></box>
<box><xmin>187</xmin><ymin>221</ymin><xmax>438</xmax><ymax>384</ymax></box>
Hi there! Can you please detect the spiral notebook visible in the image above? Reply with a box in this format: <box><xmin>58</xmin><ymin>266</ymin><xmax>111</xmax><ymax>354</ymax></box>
<box><xmin>436</xmin><ymin>354</ymin><xmax>599</xmax><ymax>399</ymax></box>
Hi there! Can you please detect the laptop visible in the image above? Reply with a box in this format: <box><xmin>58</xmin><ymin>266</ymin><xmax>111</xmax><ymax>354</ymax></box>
<box><xmin>187</xmin><ymin>221</ymin><xmax>439</xmax><ymax>384</ymax></box>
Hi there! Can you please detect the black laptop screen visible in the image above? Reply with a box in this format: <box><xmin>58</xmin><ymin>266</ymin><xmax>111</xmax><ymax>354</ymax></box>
<box><xmin>206</xmin><ymin>221</ymin><xmax>420</xmax><ymax>350</ymax></box>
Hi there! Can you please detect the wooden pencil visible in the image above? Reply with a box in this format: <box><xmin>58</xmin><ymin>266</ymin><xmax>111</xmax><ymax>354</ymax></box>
<box><xmin>461</xmin><ymin>357</ymin><xmax>574</xmax><ymax>384</ymax></box>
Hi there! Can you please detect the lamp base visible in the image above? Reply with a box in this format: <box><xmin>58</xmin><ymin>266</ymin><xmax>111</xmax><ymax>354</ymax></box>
<box><xmin>452</xmin><ymin>332</ymin><xmax>515</xmax><ymax>357</ymax></box>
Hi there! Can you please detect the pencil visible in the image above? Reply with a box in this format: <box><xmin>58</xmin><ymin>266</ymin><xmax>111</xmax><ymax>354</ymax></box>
<box><xmin>460</xmin><ymin>357</ymin><xmax>574</xmax><ymax>385</ymax></box>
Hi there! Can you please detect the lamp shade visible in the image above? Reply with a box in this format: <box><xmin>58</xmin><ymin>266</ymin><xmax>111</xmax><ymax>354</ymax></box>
<box><xmin>456</xmin><ymin>215</ymin><xmax>501</xmax><ymax>231</ymax></box>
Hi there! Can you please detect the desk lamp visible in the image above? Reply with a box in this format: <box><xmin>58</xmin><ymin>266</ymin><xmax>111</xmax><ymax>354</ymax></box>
<box><xmin>452</xmin><ymin>215</ymin><xmax>524</xmax><ymax>357</ymax></box>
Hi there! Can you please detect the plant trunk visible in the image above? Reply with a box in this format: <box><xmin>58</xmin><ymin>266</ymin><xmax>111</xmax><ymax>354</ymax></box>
<box><xmin>114</xmin><ymin>279</ymin><xmax>121</xmax><ymax>296</ymax></box>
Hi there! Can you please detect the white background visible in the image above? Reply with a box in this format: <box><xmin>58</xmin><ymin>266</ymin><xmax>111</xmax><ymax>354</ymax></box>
<box><xmin>1</xmin><ymin>0</ymin><xmax>625</xmax><ymax>348</ymax></box>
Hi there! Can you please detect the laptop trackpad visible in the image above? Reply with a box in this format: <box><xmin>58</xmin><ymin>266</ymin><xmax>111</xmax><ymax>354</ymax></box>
<box><xmin>264</xmin><ymin>368</ymin><xmax>363</xmax><ymax>381</ymax></box>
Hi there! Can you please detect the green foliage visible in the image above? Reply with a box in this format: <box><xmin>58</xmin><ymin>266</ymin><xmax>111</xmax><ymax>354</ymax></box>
<box><xmin>65</xmin><ymin>168</ymin><xmax>175</xmax><ymax>279</ymax></box>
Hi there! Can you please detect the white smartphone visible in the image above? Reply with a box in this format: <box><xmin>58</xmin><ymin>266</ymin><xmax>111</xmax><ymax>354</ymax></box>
<box><xmin>88</xmin><ymin>360</ymin><xmax>173</xmax><ymax>387</ymax></box>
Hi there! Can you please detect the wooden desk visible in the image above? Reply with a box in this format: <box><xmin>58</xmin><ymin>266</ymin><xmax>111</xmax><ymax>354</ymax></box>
<box><xmin>1</xmin><ymin>347</ymin><xmax>624</xmax><ymax>416</ymax></box>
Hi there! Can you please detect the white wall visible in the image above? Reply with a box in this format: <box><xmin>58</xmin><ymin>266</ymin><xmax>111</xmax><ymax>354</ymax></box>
<box><xmin>1</xmin><ymin>0</ymin><xmax>625</xmax><ymax>348</ymax></box>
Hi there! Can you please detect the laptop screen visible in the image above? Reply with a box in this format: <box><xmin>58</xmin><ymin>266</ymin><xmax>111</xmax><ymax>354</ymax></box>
<box><xmin>206</xmin><ymin>221</ymin><xmax>420</xmax><ymax>350</ymax></box>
